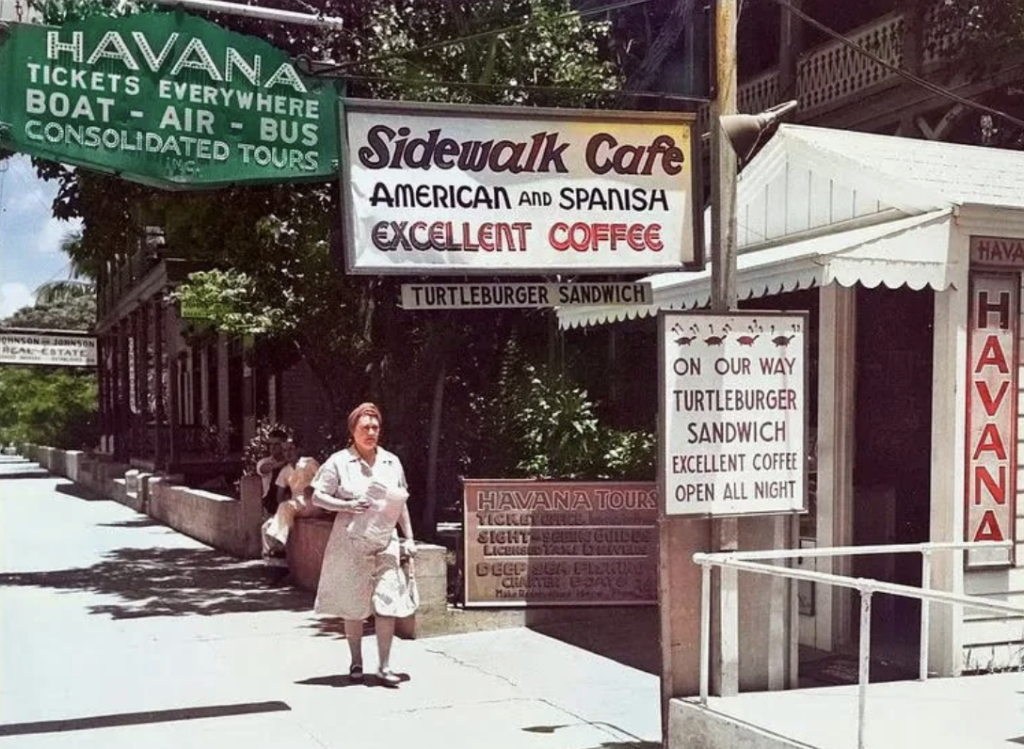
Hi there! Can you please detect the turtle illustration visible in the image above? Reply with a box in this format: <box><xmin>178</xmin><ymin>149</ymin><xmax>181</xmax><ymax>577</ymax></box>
<box><xmin>675</xmin><ymin>335</ymin><xmax>698</xmax><ymax>345</ymax></box>
<box><xmin>771</xmin><ymin>334</ymin><xmax>796</xmax><ymax>347</ymax></box>
<box><xmin>736</xmin><ymin>334</ymin><xmax>760</xmax><ymax>346</ymax></box>
<box><xmin>704</xmin><ymin>334</ymin><xmax>728</xmax><ymax>345</ymax></box>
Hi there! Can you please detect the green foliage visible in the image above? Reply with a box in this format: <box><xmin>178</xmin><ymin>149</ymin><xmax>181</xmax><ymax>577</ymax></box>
<box><xmin>355</xmin><ymin>0</ymin><xmax>620</xmax><ymax>106</ymax></box>
<box><xmin>469</xmin><ymin>345</ymin><xmax>654</xmax><ymax>480</ymax></box>
<box><xmin>38</xmin><ymin>0</ymin><xmax>150</xmax><ymax>24</ymax></box>
<box><xmin>174</xmin><ymin>269</ymin><xmax>289</xmax><ymax>337</ymax></box>
<box><xmin>0</xmin><ymin>367</ymin><xmax>98</xmax><ymax>448</ymax></box>
<box><xmin>3</xmin><ymin>295</ymin><xmax>95</xmax><ymax>331</ymax></box>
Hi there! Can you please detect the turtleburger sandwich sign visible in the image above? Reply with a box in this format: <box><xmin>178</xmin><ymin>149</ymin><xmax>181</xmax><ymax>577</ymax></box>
<box><xmin>339</xmin><ymin>99</ymin><xmax>700</xmax><ymax>275</ymax></box>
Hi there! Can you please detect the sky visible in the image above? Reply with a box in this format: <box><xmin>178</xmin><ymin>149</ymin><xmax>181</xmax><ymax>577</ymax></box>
<box><xmin>0</xmin><ymin>154</ymin><xmax>84</xmax><ymax>318</ymax></box>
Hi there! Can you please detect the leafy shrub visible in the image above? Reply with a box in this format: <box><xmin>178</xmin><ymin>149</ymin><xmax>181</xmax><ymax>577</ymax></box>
<box><xmin>468</xmin><ymin>348</ymin><xmax>654</xmax><ymax>480</ymax></box>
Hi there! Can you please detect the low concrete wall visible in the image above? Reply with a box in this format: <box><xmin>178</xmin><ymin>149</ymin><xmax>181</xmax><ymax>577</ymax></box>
<box><xmin>669</xmin><ymin>699</ymin><xmax>811</xmax><ymax>749</ymax></box>
<box><xmin>148</xmin><ymin>474</ymin><xmax>263</xmax><ymax>559</ymax></box>
<box><xmin>21</xmin><ymin>444</ymin><xmax>260</xmax><ymax>559</ymax></box>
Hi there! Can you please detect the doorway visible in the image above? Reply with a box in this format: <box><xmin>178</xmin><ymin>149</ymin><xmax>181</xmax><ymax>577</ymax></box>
<box><xmin>852</xmin><ymin>286</ymin><xmax>934</xmax><ymax>662</ymax></box>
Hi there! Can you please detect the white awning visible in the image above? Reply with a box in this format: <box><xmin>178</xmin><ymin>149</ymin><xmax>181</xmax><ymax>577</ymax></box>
<box><xmin>558</xmin><ymin>209</ymin><xmax>959</xmax><ymax>329</ymax></box>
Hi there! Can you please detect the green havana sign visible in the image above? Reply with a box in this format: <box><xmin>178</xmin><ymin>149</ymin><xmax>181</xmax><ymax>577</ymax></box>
<box><xmin>0</xmin><ymin>12</ymin><xmax>338</xmax><ymax>188</ymax></box>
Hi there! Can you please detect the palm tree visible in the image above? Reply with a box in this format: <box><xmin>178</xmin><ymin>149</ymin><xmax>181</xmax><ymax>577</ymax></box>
<box><xmin>33</xmin><ymin>232</ymin><xmax>95</xmax><ymax>305</ymax></box>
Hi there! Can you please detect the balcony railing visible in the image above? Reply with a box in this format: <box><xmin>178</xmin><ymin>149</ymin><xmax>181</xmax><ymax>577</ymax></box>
<box><xmin>738</xmin><ymin>5</ymin><xmax>962</xmax><ymax>118</ymax></box>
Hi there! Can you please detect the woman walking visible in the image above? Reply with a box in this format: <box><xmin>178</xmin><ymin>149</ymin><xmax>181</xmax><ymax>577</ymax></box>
<box><xmin>310</xmin><ymin>403</ymin><xmax>417</xmax><ymax>686</ymax></box>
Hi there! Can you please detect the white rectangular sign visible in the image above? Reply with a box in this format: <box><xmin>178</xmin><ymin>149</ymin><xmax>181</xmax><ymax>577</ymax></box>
<box><xmin>341</xmin><ymin>100</ymin><xmax>698</xmax><ymax>275</ymax></box>
<box><xmin>660</xmin><ymin>312</ymin><xmax>807</xmax><ymax>516</ymax></box>
<box><xmin>0</xmin><ymin>331</ymin><xmax>97</xmax><ymax>367</ymax></box>
<box><xmin>400</xmin><ymin>282</ymin><xmax>652</xmax><ymax>309</ymax></box>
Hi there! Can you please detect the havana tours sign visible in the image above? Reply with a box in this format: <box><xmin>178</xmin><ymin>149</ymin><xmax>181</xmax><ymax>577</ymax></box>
<box><xmin>0</xmin><ymin>12</ymin><xmax>339</xmax><ymax>187</ymax></box>
<box><xmin>340</xmin><ymin>99</ymin><xmax>699</xmax><ymax>275</ymax></box>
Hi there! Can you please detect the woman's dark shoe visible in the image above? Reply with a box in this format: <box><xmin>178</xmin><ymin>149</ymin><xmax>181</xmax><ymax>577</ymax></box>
<box><xmin>377</xmin><ymin>668</ymin><xmax>401</xmax><ymax>687</ymax></box>
<box><xmin>349</xmin><ymin>664</ymin><xmax>364</xmax><ymax>682</ymax></box>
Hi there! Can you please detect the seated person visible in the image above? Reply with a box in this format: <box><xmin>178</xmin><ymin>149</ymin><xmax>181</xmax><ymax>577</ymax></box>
<box><xmin>257</xmin><ymin>428</ymin><xmax>290</xmax><ymax>515</ymax></box>
<box><xmin>261</xmin><ymin>440</ymin><xmax>323</xmax><ymax>565</ymax></box>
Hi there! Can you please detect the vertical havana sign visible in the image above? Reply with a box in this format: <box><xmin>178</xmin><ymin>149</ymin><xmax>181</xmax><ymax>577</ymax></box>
<box><xmin>966</xmin><ymin>273</ymin><xmax>1018</xmax><ymax>567</ymax></box>
<box><xmin>0</xmin><ymin>12</ymin><xmax>338</xmax><ymax>187</ymax></box>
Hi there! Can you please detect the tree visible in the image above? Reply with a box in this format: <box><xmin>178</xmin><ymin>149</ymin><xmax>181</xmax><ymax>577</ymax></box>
<box><xmin>33</xmin><ymin>233</ymin><xmax>97</xmax><ymax>307</ymax></box>
<box><xmin>0</xmin><ymin>231</ymin><xmax>98</xmax><ymax>450</ymax></box>
<box><xmin>0</xmin><ymin>367</ymin><xmax>98</xmax><ymax>448</ymax></box>
<box><xmin>3</xmin><ymin>294</ymin><xmax>95</xmax><ymax>332</ymax></box>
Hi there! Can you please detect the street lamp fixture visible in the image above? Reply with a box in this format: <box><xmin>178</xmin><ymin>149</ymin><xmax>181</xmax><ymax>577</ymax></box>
<box><xmin>719</xmin><ymin>99</ymin><xmax>800</xmax><ymax>164</ymax></box>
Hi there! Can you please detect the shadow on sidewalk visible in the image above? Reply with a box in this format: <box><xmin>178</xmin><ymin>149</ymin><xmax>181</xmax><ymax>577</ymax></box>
<box><xmin>54</xmin><ymin>482</ymin><xmax>106</xmax><ymax>502</ymax></box>
<box><xmin>528</xmin><ymin>608</ymin><xmax>660</xmax><ymax>675</ymax></box>
<box><xmin>96</xmin><ymin>517</ymin><xmax>163</xmax><ymax>528</ymax></box>
<box><xmin>0</xmin><ymin>547</ymin><xmax>313</xmax><ymax>618</ymax></box>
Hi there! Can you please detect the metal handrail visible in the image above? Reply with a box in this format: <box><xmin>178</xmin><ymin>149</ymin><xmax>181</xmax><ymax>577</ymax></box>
<box><xmin>692</xmin><ymin>541</ymin><xmax>1020</xmax><ymax>749</ymax></box>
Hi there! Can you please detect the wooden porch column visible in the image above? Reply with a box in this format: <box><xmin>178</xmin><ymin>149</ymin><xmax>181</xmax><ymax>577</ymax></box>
<box><xmin>929</xmin><ymin>282</ymin><xmax>969</xmax><ymax>676</ymax></box>
<box><xmin>153</xmin><ymin>294</ymin><xmax>166</xmax><ymax>470</ymax></box>
<box><xmin>116</xmin><ymin>321</ymin><xmax>130</xmax><ymax>462</ymax></box>
<box><xmin>96</xmin><ymin>336</ymin><xmax>108</xmax><ymax>453</ymax></box>
<box><xmin>217</xmin><ymin>333</ymin><xmax>230</xmax><ymax>440</ymax></box>
<box><xmin>163</xmin><ymin>294</ymin><xmax>180</xmax><ymax>468</ymax></box>
<box><xmin>815</xmin><ymin>283</ymin><xmax>857</xmax><ymax>651</ymax></box>
<box><xmin>200</xmin><ymin>339</ymin><xmax>210</xmax><ymax>427</ymax></box>
<box><xmin>138</xmin><ymin>301</ymin><xmax>150</xmax><ymax>457</ymax></box>
<box><xmin>777</xmin><ymin>0</ymin><xmax>803</xmax><ymax>100</ymax></box>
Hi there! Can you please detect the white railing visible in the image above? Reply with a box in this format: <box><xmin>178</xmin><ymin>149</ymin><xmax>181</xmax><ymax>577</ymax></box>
<box><xmin>693</xmin><ymin>541</ymin><xmax>1021</xmax><ymax>749</ymax></box>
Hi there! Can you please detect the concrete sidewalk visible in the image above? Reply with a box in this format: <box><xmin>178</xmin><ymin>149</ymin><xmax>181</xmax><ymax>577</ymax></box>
<box><xmin>0</xmin><ymin>471</ymin><xmax>661</xmax><ymax>749</ymax></box>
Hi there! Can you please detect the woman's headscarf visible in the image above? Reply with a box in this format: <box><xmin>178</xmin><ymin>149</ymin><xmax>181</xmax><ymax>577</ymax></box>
<box><xmin>347</xmin><ymin>402</ymin><xmax>382</xmax><ymax>439</ymax></box>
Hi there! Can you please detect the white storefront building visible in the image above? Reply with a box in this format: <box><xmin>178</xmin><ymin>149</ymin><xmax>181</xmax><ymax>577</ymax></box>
<box><xmin>561</xmin><ymin>125</ymin><xmax>1024</xmax><ymax>676</ymax></box>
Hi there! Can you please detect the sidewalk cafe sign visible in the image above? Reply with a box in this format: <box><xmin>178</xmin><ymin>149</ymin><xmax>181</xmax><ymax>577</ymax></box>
<box><xmin>340</xmin><ymin>99</ymin><xmax>700</xmax><ymax>275</ymax></box>
<box><xmin>659</xmin><ymin>311</ymin><xmax>807</xmax><ymax>516</ymax></box>
<box><xmin>463</xmin><ymin>479</ymin><xmax>658</xmax><ymax>606</ymax></box>
<box><xmin>0</xmin><ymin>12</ymin><xmax>338</xmax><ymax>188</ymax></box>
<box><xmin>0</xmin><ymin>329</ymin><xmax>96</xmax><ymax>367</ymax></box>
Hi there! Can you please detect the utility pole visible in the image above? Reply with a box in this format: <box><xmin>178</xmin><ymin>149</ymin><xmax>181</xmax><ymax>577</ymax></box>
<box><xmin>708</xmin><ymin>0</ymin><xmax>741</xmax><ymax>699</ymax></box>
<box><xmin>710</xmin><ymin>0</ymin><xmax>738</xmax><ymax>314</ymax></box>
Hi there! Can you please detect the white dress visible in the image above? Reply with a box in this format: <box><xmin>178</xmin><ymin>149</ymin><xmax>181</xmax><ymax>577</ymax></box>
<box><xmin>310</xmin><ymin>447</ymin><xmax>416</xmax><ymax>620</ymax></box>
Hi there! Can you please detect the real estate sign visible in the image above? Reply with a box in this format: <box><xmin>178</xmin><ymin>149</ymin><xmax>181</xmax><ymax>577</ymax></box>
<box><xmin>660</xmin><ymin>311</ymin><xmax>807</xmax><ymax>517</ymax></box>
<box><xmin>0</xmin><ymin>330</ymin><xmax>96</xmax><ymax>367</ymax></box>
<box><xmin>340</xmin><ymin>99</ymin><xmax>699</xmax><ymax>275</ymax></box>
<box><xmin>0</xmin><ymin>13</ymin><xmax>338</xmax><ymax>188</ymax></box>
<box><xmin>965</xmin><ymin>273</ymin><xmax>1018</xmax><ymax>567</ymax></box>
